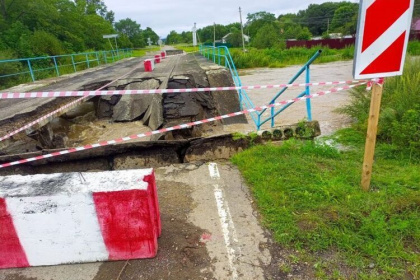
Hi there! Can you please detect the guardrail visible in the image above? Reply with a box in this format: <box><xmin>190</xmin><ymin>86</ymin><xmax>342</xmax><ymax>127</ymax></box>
<box><xmin>0</xmin><ymin>49</ymin><xmax>133</xmax><ymax>89</ymax></box>
<box><xmin>199</xmin><ymin>45</ymin><xmax>259</xmax><ymax>127</ymax></box>
<box><xmin>257</xmin><ymin>50</ymin><xmax>322</xmax><ymax>130</ymax></box>
<box><xmin>198</xmin><ymin>45</ymin><xmax>322</xmax><ymax>130</ymax></box>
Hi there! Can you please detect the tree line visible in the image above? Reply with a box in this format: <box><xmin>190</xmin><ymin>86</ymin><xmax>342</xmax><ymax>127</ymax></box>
<box><xmin>0</xmin><ymin>0</ymin><xmax>159</xmax><ymax>60</ymax></box>
<box><xmin>166</xmin><ymin>0</ymin><xmax>420</xmax><ymax>49</ymax></box>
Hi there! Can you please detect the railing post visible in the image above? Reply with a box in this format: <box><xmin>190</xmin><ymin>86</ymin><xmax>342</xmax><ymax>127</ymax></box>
<box><xmin>96</xmin><ymin>52</ymin><xmax>100</xmax><ymax>66</ymax></box>
<box><xmin>104</xmin><ymin>51</ymin><xmax>107</xmax><ymax>64</ymax></box>
<box><xmin>27</xmin><ymin>59</ymin><xmax>35</xmax><ymax>82</ymax></box>
<box><xmin>71</xmin><ymin>55</ymin><xmax>77</xmax><ymax>72</ymax></box>
<box><xmin>305</xmin><ymin>65</ymin><xmax>312</xmax><ymax>121</ymax></box>
<box><xmin>53</xmin><ymin>57</ymin><xmax>60</xmax><ymax>76</ymax></box>
<box><xmin>111</xmin><ymin>51</ymin><xmax>115</xmax><ymax>62</ymax></box>
<box><xmin>86</xmin><ymin>54</ymin><xmax>90</xmax><ymax>68</ymax></box>
<box><xmin>218</xmin><ymin>48</ymin><xmax>221</xmax><ymax>65</ymax></box>
<box><xmin>271</xmin><ymin>102</ymin><xmax>275</xmax><ymax>128</ymax></box>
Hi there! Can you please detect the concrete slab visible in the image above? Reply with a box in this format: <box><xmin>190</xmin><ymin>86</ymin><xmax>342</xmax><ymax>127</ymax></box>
<box><xmin>0</xmin><ymin>169</ymin><xmax>160</xmax><ymax>268</ymax></box>
<box><xmin>0</xmin><ymin>162</ymin><xmax>277</xmax><ymax>279</ymax></box>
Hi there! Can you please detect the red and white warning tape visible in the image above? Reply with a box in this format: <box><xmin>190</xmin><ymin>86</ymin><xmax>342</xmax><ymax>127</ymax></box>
<box><xmin>0</xmin><ymin>82</ymin><xmax>366</xmax><ymax>169</ymax></box>
<box><xmin>0</xmin><ymin>80</ymin><xmax>364</xmax><ymax>99</ymax></box>
<box><xmin>0</xmin><ymin>65</ymin><xmax>143</xmax><ymax>142</ymax></box>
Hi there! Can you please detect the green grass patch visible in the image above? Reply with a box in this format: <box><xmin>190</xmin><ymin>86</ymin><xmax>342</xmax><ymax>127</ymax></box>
<box><xmin>188</xmin><ymin>41</ymin><xmax>419</xmax><ymax>69</ymax></box>
<box><xmin>338</xmin><ymin>57</ymin><xmax>420</xmax><ymax>162</ymax></box>
<box><xmin>132</xmin><ymin>47</ymin><xmax>161</xmax><ymax>57</ymax></box>
<box><xmin>230</xmin><ymin>46</ymin><xmax>355</xmax><ymax>69</ymax></box>
<box><xmin>232</xmin><ymin>138</ymin><xmax>419</xmax><ymax>279</ymax></box>
<box><xmin>174</xmin><ymin>44</ymin><xmax>200</xmax><ymax>53</ymax></box>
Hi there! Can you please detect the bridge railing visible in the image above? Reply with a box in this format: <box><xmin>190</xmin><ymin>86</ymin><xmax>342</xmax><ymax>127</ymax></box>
<box><xmin>257</xmin><ymin>50</ymin><xmax>322</xmax><ymax>130</ymax></box>
<box><xmin>198</xmin><ymin>45</ymin><xmax>321</xmax><ymax>130</ymax></box>
<box><xmin>0</xmin><ymin>49</ymin><xmax>133</xmax><ymax>89</ymax></box>
<box><xmin>199</xmin><ymin>45</ymin><xmax>259</xmax><ymax>127</ymax></box>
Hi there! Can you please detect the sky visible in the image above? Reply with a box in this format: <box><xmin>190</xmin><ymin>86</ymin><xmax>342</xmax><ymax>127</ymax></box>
<box><xmin>105</xmin><ymin>0</ymin><xmax>359</xmax><ymax>38</ymax></box>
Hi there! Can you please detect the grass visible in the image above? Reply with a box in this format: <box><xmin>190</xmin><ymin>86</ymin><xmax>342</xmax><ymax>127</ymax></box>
<box><xmin>338</xmin><ymin>56</ymin><xmax>420</xmax><ymax>162</ymax></box>
<box><xmin>174</xmin><ymin>41</ymin><xmax>420</xmax><ymax>69</ymax></box>
<box><xmin>132</xmin><ymin>46</ymin><xmax>162</xmax><ymax>57</ymax></box>
<box><xmin>231</xmin><ymin>136</ymin><xmax>419</xmax><ymax>279</ymax></box>
<box><xmin>174</xmin><ymin>44</ymin><xmax>200</xmax><ymax>53</ymax></box>
<box><xmin>230</xmin><ymin>46</ymin><xmax>355</xmax><ymax>69</ymax></box>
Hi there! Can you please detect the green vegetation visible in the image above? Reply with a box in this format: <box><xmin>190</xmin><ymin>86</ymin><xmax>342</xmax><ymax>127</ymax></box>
<box><xmin>338</xmin><ymin>57</ymin><xmax>420</xmax><ymax>162</ymax></box>
<box><xmin>0</xmin><ymin>0</ymin><xmax>161</xmax><ymax>89</ymax></box>
<box><xmin>230</xmin><ymin>46</ymin><xmax>354</xmax><ymax>68</ymax></box>
<box><xmin>232</xmin><ymin>138</ymin><xmax>419</xmax><ymax>279</ymax></box>
<box><xmin>167</xmin><ymin>2</ymin><xmax>361</xmax><ymax>48</ymax></box>
<box><xmin>132</xmin><ymin>47</ymin><xmax>162</xmax><ymax>57</ymax></box>
<box><xmin>0</xmin><ymin>0</ymin><xmax>159</xmax><ymax>59</ymax></box>
<box><xmin>232</xmin><ymin>58</ymin><xmax>420</xmax><ymax>278</ymax></box>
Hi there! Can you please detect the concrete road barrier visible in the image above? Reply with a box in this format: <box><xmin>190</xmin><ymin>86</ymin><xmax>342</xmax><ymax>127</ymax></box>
<box><xmin>154</xmin><ymin>55</ymin><xmax>161</xmax><ymax>64</ymax></box>
<box><xmin>144</xmin><ymin>59</ymin><xmax>155</xmax><ymax>72</ymax></box>
<box><xmin>0</xmin><ymin>169</ymin><xmax>161</xmax><ymax>269</ymax></box>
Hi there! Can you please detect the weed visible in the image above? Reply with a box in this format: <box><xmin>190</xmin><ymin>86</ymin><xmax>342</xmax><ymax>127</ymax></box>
<box><xmin>338</xmin><ymin>57</ymin><xmax>420</xmax><ymax>162</ymax></box>
<box><xmin>231</xmin><ymin>139</ymin><xmax>420</xmax><ymax>279</ymax></box>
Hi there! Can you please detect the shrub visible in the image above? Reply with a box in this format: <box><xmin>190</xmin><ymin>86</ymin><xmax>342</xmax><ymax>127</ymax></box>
<box><xmin>338</xmin><ymin>57</ymin><xmax>420</xmax><ymax>161</ymax></box>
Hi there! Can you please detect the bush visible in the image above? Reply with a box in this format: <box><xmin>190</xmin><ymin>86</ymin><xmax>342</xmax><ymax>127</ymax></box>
<box><xmin>338</xmin><ymin>57</ymin><xmax>420</xmax><ymax>161</ymax></box>
<box><xmin>0</xmin><ymin>50</ymin><xmax>27</xmax><ymax>90</ymax></box>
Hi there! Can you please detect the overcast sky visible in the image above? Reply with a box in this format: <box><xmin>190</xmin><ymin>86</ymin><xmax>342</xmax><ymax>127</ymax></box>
<box><xmin>105</xmin><ymin>0</ymin><xmax>359</xmax><ymax>38</ymax></box>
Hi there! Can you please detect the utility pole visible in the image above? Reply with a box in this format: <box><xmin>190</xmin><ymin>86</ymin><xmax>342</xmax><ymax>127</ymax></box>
<box><xmin>239</xmin><ymin>7</ymin><xmax>246</xmax><ymax>52</ymax></box>
<box><xmin>192</xmin><ymin>23</ymin><xmax>197</xmax><ymax>46</ymax></box>
<box><xmin>213</xmin><ymin>22</ymin><xmax>216</xmax><ymax>47</ymax></box>
<box><xmin>327</xmin><ymin>18</ymin><xmax>330</xmax><ymax>35</ymax></box>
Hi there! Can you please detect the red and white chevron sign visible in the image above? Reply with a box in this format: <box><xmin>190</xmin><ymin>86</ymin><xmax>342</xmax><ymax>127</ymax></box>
<box><xmin>353</xmin><ymin>0</ymin><xmax>415</xmax><ymax>79</ymax></box>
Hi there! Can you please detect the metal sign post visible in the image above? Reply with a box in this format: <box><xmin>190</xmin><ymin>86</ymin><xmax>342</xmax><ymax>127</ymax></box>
<box><xmin>353</xmin><ymin>0</ymin><xmax>415</xmax><ymax>191</ymax></box>
<box><xmin>103</xmin><ymin>34</ymin><xmax>119</xmax><ymax>57</ymax></box>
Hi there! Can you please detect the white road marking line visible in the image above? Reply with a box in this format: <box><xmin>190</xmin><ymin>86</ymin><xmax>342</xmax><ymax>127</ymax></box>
<box><xmin>208</xmin><ymin>162</ymin><xmax>239</xmax><ymax>280</ymax></box>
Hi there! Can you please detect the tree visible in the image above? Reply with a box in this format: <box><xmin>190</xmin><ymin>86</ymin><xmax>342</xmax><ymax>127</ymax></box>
<box><xmin>166</xmin><ymin>30</ymin><xmax>182</xmax><ymax>45</ymax></box>
<box><xmin>246</xmin><ymin>11</ymin><xmax>276</xmax><ymax>38</ymax></box>
<box><xmin>252</xmin><ymin>24</ymin><xmax>280</xmax><ymax>49</ymax></box>
<box><xmin>247</xmin><ymin>11</ymin><xmax>276</xmax><ymax>23</ymax></box>
<box><xmin>226</xmin><ymin>31</ymin><xmax>243</xmax><ymax>47</ymax></box>
<box><xmin>414</xmin><ymin>0</ymin><xmax>420</xmax><ymax>17</ymax></box>
<box><xmin>331</xmin><ymin>4</ymin><xmax>358</xmax><ymax>35</ymax></box>
<box><xmin>300</xmin><ymin>2</ymin><xmax>341</xmax><ymax>36</ymax></box>
<box><xmin>115</xmin><ymin>18</ymin><xmax>141</xmax><ymax>38</ymax></box>
<box><xmin>143</xmin><ymin>27</ymin><xmax>159</xmax><ymax>44</ymax></box>
<box><xmin>297</xmin><ymin>27</ymin><xmax>312</xmax><ymax>40</ymax></box>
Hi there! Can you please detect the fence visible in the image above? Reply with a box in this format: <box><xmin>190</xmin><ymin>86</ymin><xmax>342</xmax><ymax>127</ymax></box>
<box><xmin>198</xmin><ymin>45</ymin><xmax>321</xmax><ymax>130</ymax></box>
<box><xmin>199</xmin><ymin>45</ymin><xmax>259</xmax><ymax>127</ymax></box>
<box><xmin>0</xmin><ymin>49</ymin><xmax>133</xmax><ymax>89</ymax></box>
<box><xmin>286</xmin><ymin>38</ymin><xmax>356</xmax><ymax>49</ymax></box>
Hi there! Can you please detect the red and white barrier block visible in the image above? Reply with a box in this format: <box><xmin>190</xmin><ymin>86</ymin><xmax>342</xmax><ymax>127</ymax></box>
<box><xmin>0</xmin><ymin>169</ymin><xmax>161</xmax><ymax>269</ymax></box>
<box><xmin>154</xmin><ymin>55</ymin><xmax>161</xmax><ymax>64</ymax></box>
<box><xmin>144</xmin><ymin>59</ymin><xmax>155</xmax><ymax>72</ymax></box>
<box><xmin>161</xmin><ymin>51</ymin><xmax>166</xmax><ymax>59</ymax></box>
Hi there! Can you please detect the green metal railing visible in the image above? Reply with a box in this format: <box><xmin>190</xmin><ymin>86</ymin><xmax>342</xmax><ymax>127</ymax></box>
<box><xmin>0</xmin><ymin>49</ymin><xmax>133</xmax><ymax>88</ymax></box>
<box><xmin>199</xmin><ymin>45</ymin><xmax>322</xmax><ymax>130</ymax></box>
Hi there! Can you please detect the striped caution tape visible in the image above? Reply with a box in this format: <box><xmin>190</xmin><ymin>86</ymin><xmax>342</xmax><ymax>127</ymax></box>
<box><xmin>0</xmin><ymin>80</ymin><xmax>365</xmax><ymax>99</ymax></box>
<box><xmin>0</xmin><ymin>64</ymin><xmax>143</xmax><ymax>142</ymax></box>
<box><xmin>0</xmin><ymin>82</ymin><xmax>367</xmax><ymax>169</ymax></box>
